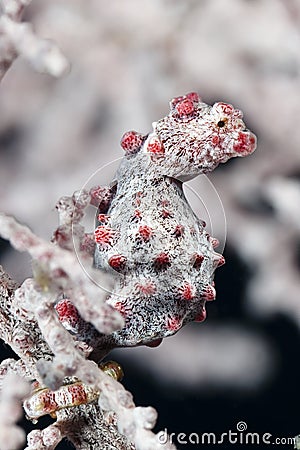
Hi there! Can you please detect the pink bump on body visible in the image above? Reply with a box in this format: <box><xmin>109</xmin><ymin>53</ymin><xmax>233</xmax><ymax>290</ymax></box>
<box><xmin>90</xmin><ymin>92</ymin><xmax>256</xmax><ymax>349</ymax></box>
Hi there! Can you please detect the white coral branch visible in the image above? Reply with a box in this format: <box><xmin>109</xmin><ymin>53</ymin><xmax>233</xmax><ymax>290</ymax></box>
<box><xmin>0</xmin><ymin>213</ymin><xmax>123</xmax><ymax>336</ymax></box>
<box><xmin>0</xmin><ymin>213</ymin><xmax>176</xmax><ymax>449</ymax></box>
<box><xmin>0</xmin><ymin>372</ymin><xmax>30</xmax><ymax>450</ymax></box>
<box><xmin>0</xmin><ymin>358</ymin><xmax>33</xmax><ymax>388</ymax></box>
<box><xmin>25</xmin><ymin>425</ymin><xmax>63</xmax><ymax>450</ymax></box>
<box><xmin>22</xmin><ymin>281</ymin><xmax>175</xmax><ymax>449</ymax></box>
<box><xmin>0</xmin><ymin>0</ymin><xmax>69</xmax><ymax>80</ymax></box>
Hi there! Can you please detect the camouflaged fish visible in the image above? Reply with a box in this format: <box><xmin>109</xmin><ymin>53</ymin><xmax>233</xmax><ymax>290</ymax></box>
<box><xmin>57</xmin><ymin>92</ymin><xmax>256</xmax><ymax>356</ymax></box>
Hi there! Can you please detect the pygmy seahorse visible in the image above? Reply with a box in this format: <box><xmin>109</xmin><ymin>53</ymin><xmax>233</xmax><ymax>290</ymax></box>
<box><xmin>89</xmin><ymin>92</ymin><xmax>256</xmax><ymax>351</ymax></box>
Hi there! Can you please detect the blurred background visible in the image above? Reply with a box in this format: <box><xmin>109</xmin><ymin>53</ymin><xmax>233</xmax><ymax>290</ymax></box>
<box><xmin>1</xmin><ymin>0</ymin><xmax>300</xmax><ymax>448</ymax></box>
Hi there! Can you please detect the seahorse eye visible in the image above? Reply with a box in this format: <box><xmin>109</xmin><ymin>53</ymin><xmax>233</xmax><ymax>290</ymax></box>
<box><xmin>217</xmin><ymin>120</ymin><xmax>226</xmax><ymax>128</ymax></box>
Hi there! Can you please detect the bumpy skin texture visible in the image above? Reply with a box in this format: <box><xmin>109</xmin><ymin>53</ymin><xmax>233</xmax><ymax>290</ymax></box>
<box><xmin>93</xmin><ymin>93</ymin><xmax>256</xmax><ymax>350</ymax></box>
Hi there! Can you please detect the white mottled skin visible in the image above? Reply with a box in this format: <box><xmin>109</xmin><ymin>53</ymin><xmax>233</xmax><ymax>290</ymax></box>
<box><xmin>92</xmin><ymin>93</ymin><xmax>257</xmax><ymax>351</ymax></box>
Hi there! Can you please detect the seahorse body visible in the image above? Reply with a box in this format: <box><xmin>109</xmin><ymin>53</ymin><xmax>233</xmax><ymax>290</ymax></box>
<box><xmin>92</xmin><ymin>93</ymin><xmax>256</xmax><ymax>349</ymax></box>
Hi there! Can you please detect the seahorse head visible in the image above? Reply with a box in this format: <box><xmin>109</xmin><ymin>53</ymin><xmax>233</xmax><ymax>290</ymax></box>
<box><xmin>141</xmin><ymin>92</ymin><xmax>257</xmax><ymax>181</ymax></box>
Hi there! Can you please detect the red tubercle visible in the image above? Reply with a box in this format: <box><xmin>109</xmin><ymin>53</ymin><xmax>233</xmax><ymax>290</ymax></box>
<box><xmin>135</xmin><ymin>191</ymin><xmax>143</xmax><ymax>207</ymax></box>
<box><xmin>134</xmin><ymin>209</ymin><xmax>142</xmax><ymax>219</ymax></box>
<box><xmin>194</xmin><ymin>308</ymin><xmax>207</xmax><ymax>323</ymax></box>
<box><xmin>160</xmin><ymin>199</ymin><xmax>170</xmax><ymax>207</ymax></box>
<box><xmin>113</xmin><ymin>301</ymin><xmax>127</xmax><ymax>317</ymax></box>
<box><xmin>214</xmin><ymin>253</ymin><xmax>225</xmax><ymax>267</ymax></box>
<box><xmin>211</xmin><ymin>134</ymin><xmax>221</xmax><ymax>147</ymax></box>
<box><xmin>233</xmin><ymin>109</ymin><xmax>243</xmax><ymax>119</ymax></box>
<box><xmin>203</xmin><ymin>284</ymin><xmax>216</xmax><ymax>301</ymax></box>
<box><xmin>170</xmin><ymin>95</ymin><xmax>185</xmax><ymax>107</ymax></box>
<box><xmin>186</xmin><ymin>92</ymin><xmax>201</xmax><ymax>103</ymax></box>
<box><xmin>89</xmin><ymin>185</ymin><xmax>112</xmax><ymax>210</ymax></box>
<box><xmin>233</xmin><ymin>131</ymin><xmax>256</xmax><ymax>155</ymax></box>
<box><xmin>121</xmin><ymin>130</ymin><xmax>144</xmax><ymax>154</ymax></box>
<box><xmin>162</xmin><ymin>209</ymin><xmax>172</xmax><ymax>219</ymax></box>
<box><xmin>147</xmin><ymin>135</ymin><xmax>164</xmax><ymax>154</ymax></box>
<box><xmin>175</xmin><ymin>98</ymin><xmax>195</xmax><ymax>117</ymax></box>
<box><xmin>137</xmin><ymin>280</ymin><xmax>157</xmax><ymax>295</ymax></box>
<box><xmin>166</xmin><ymin>316</ymin><xmax>182</xmax><ymax>331</ymax></box>
<box><xmin>154</xmin><ymin>252</ymin><xmax>171</xmax><ymax>269</ymax></box>
<box><xmin>233</xmin><ymin>132</ymin><xmax>248</xmax><ymax>153</ymax></box>
<box><xmin>214</xmin><ymin>102</ymin><xmax>234</xmax><ymax>116</ymax></box>
<box><xmin>190</xmin><ymin>226</ymin><xmax>196</xmax><ymax>236</ymax></box>
<box><xmin>94</xmin><ymin>225</ymin><xmax>115</xmax><ymax>246</ymax></box>
<box><xmin>179</xmin><ymin>282</ymin><xmax>196</xmax><ymax>301</ymax></box>
<box><xmin>108</xmin><ymin>254</ymin><xmax>127</xmax><ymax>271</ymax></box>
<box><xmin>138</xmin><ymin>225</ymin><xmax>153</xmax><ymax>242</ymax></box>
<box><xmin>192</xmin><ymin>253</ymin><xmax>204</xmax><ymax>269</ymax></box>
<box><xmin>173</xmin><ymin>224</ymin><xmax>185</xmax><ymax>237</ymax></box>
<box><xmin>250</xmin><ymin>134</ymin><xmax>256</xmax><ymax>146</ymax></box>
<box><xmin>98</xmin><ymin>213</ymin><xmax>110</xmax><ymax>224</ymax></box>
<box><xmin>55</xmin><ymin>299</ymin><xmax>80</xmax><ymax>327</ymax></box>
<box><xmin>171</xmin><ymin>92</ymin><xmax>200</xmax><ymax>108</ymax></box>
<box><xmin>209</xmin><ymin>237</ymin><xmax>220</xmax><ymax>248</ymax></box>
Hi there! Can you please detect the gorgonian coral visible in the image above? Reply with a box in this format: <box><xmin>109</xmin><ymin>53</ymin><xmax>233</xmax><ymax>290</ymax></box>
<box><xmin>0</xmin><ymin>91</ymin><xmax>256</xmax><ymax>449</ymax></box>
